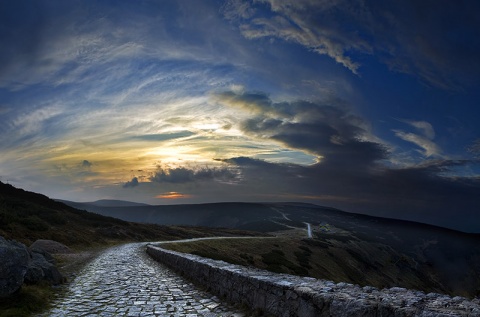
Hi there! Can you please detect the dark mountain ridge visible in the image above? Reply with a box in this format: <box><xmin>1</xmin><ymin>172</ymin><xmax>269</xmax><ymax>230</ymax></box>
<box><xmin>61</xmin><ymin>199</ymin><xmax>479</xmax><ymax>236</ymax></box>
<box><xmin>56</xmin><ymin>199</ymin><xmax>151</xmax><ymax>208</ymax></box>
<box><xmin>0</xmin><ymin>182</ymin><xmax>257</xmax><ymax>247</ymax></box>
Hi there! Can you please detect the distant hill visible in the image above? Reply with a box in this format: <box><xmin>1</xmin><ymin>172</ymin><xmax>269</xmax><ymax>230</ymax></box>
<box><xmin>62</xmin><ymin>199</ymin><xmax>480</xmax><ymax>297</ymax></box>
<box><xmin>0</xmin><ymin>182</ymin><xmax>258</xmax><ymax>248</ymax></box>
<box><xmin>56</xmin><ymin>199</ymin><xmax>151</xmax><ymax>208</ymax></box>
<box><xmin>61</xmin><ymin>201</ymin><xmax>285</xmax><ymax>229</ymax></box>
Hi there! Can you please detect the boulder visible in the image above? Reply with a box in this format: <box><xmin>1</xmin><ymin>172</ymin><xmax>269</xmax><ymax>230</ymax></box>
<box><xmin>0</xmin><ymin>236</ymin><xmax>29</xmax><ymax>298</ymax></box>
<box><xmin>24</xmin><ymin>257</ymin><xmax>44</xmax><ymax>284</ymax></box>
<box><xmin>25</xmin><ymin>252</ymin><xmax>64</xmax><ymax>285</ymax></box>
<box><xmin>30</xmin><ymin>239</ymin><xmax>71</xmax><ymax>254</ymax></box>
<box><xmin>30</xmin><ymin>247</ymin><xmax>55</xmax><ymax>264</ymax></box>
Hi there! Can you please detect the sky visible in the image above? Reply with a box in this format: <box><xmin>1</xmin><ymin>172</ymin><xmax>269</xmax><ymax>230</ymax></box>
<box><xmin>1</xmin><ymin>0</ymin><xmax>479</xmax><ymax>232</ymax></box>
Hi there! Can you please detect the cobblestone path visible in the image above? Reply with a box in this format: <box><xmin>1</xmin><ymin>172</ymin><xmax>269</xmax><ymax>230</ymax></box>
<box><xmin>40</xmin><ymin>243</ymin><xmax>246</xmax><ymax>317</ymax></box>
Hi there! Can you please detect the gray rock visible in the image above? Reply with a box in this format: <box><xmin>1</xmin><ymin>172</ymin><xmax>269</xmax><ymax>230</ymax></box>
<box><xmin>30</xmin><ymin>239</ymin><xmax>71</xmax><ymax>254</ymax></box>
<box><xmin>24</xmin><ymin>257</ymin><xmax>44</xmax><ymax>284</ymax></box>
<box><xmin>30</xmin><ymin>247</ymin><xmax>55</xmax><ymax>264</ymax></box>
<box><xmin>0</xmin><ymin>236</ymin><xmax>29</xmax><ymax>298</ymax></box>
<box><xmin>25</xmin><ymin>252</ymin><xmax>64</xmax><ymax>285</ymax></box>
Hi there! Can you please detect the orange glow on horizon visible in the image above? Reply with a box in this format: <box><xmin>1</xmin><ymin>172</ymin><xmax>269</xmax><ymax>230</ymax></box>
<box><xmin>155</xmin><ymin>192</ymin><xmax>192</xmax><ymax>199</ymax></box>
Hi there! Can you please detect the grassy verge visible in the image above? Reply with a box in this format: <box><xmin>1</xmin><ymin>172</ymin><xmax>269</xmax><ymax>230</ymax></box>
<box><xmin>161</xmin><ymin>237</ymin><xmax>312</xmax><ymax>276</ymax></box>
<box><xmin>161</xmin><ymin>234</ymin><xmax>452</xmax><ymax>296</ymax></box>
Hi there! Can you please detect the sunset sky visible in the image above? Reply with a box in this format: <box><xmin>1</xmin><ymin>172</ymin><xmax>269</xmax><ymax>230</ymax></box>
<box><xmin>1</xmin><ymin>0</ymin><xmax>479</xmax><ymax>231</ymax></box>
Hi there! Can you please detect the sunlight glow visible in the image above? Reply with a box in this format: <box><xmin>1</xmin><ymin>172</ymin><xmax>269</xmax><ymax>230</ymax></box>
<box><xmin>155</xmin><ymin>192</ymin><xmax>192</xmax><ymax>199</ymax></box>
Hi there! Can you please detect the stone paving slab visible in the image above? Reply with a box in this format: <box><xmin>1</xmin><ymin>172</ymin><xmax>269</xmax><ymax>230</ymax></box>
<box><xmin>39</xmin><ymin>243</ymin><xmax>246</xmax><ymax>317</ymax></box>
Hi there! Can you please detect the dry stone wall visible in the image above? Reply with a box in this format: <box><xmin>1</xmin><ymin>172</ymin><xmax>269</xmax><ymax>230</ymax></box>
<box><xmin>147</xmin><ymin>245</ymin><xmax>480</xmax><ymax>317</ymax></box>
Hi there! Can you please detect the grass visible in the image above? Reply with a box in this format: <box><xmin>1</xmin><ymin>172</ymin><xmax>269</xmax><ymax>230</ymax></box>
<box><xmin>162</xmin><ymin>237</ymin><xmax>315</xmax><ymax>276</ymax></box>
<box><xmin>0</xmin><ymin>283</ymin><xmax>54</xmax><ymax>317</ymax></box>
<box><xmin>161</xmin><ymin>234</ymin><xmax>459</xmax><ymax>296</ymax></box>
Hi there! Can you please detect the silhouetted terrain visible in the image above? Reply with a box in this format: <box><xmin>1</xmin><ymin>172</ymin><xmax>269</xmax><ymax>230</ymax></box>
<box><xmin>64</xmin><ymin>199</ymin><xmax>480</xmax><ymax>297</ymax></box>
<box><xmin>58</xmin><ymin>201</ymin><xmax>283</xmax><ymax>229</ymax></box>
<box><xmin>4</xmin><ymin>183</ymin><xmax>480</xmax><ymax>297</ymax></box>
<box><xmin>0</xmin><ymin>182</ymin><xmax>259</xmax><ymax>247</ymax></box>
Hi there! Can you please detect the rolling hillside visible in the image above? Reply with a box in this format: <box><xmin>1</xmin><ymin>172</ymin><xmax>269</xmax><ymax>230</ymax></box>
<box><xmin>6</xmin><ymin>184</ymin><xmax>480</xmax><ymax>297</ymax></box>
<box><xmin>63</xmin><ymin>199</ymin><xmax>480</xmax><ymax>297</ymax></box>
<box><xmin>0</xmin><ymin>182</ymin><xmax>259</xmax><ymax>248</ymax></box>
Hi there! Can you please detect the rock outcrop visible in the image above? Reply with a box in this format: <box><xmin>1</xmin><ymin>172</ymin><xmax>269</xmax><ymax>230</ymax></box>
<box><xmin>147</xmin><ymin>245</ymin><xmax>480</xmax><ymax>317</ymax></box>
<box><xmin>25</xmin><ymin>251</ymin><xmax>63</xmax><ymax>285</ymax></box>
<box><xmin>30</xmin><ymin>239</ymin><xmax>71</xmax><ymax>254</ymax></box>
<box><xmin>0</xmin><ymin>237</ymin><xmax>30</xmax><ymax>298</ymax></box>
<box><xmin>25</xmin><ymin>240</ymin><xmax>66</xmax><ymax>285</ymax></box>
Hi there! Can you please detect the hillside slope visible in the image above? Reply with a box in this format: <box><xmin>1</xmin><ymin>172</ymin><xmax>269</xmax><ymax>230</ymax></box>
<box><xmin>0</xmin><ymin>182</ymin><xmax>258</xmax><ymax>247</ymax></box>
<box><xmin>69</xmin><ymin>199</ymin><xmax>480</xmax><ymax>298</ymax></box>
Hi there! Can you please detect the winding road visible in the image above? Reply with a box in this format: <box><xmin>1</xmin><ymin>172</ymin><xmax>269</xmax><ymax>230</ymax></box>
<box><xmin>40</xmin><ymin>243</ymin><xmax>246</xmax><ymax>317</ymax></box>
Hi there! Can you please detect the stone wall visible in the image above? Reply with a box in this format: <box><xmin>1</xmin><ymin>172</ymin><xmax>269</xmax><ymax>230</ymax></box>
<box><xmin>147</xmin><ymin>245</ymin><xmax>480</xmax><ymax>317</ymax></box>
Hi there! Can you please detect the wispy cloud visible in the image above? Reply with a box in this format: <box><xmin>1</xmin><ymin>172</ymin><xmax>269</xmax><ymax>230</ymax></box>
<box><xmin>10</xmin><ymin>105</ymin><xmax>65</xmax><ymax>140</ymax></box>
<box><xmin>131</xmin><ymin>131</ymin><xmax>195</xmax><ymax>142</ymax></box>
<box><xmin>404</xmin><ymin>120</ymin><xmax>436</xmax><ymax>140</ymax></box>
<box><xmin>238</xmin><ymin>8</ymin><xmax>363</xmax><ymax>74</ymax></box>
<box><xmin>226</xmin><ymin>0</ymin><xmax>480</xmax><ymax>89</ymax></box>
<box><xmin>393</xmin><ymin>130</ymin><xmax>441</xmax><ymax>158</ymax></box>
<box><xmin>467</xmin><ymin>139</ymin><xmax>480</xmax><ymax>158</ymax></box>
<box><xmin>393</xmin><ymin>120</ymin><xmax>441</xmax><ymax>158</ymax></box>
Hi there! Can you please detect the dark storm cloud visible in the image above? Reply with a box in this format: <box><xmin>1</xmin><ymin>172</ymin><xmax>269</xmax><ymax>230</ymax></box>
<box><xmin>228</xmin><ymin>0</ymin><xmax>480</xmax><ymax>89</ymax></box>
<box><xmin>216</xmin><ymin>91</ymin><xmax>387</xmax><ymax>168</ymax></box>
<box><xmin>149</xmin><ymin>166</ymin><xmax>237</xmax><ymax>184</ymax></box>
<box><xmin>219</xmin><ymin>156</ymin><xmax>303</xmax><ymax>179</ymax></box>
<box><xmin>221</xmin><ymin>156</ymin><xmax>480</xmax><ymax>232</ymax></box>
<box><xmin>123</xmin><ymin>177</ymin><xmax>139</xmax><ymax>188</ymax></box>
<box><xmin>356</xmin><ymin>160</ymin><xmax>480</xmax><ymax>231</ymax></box>
<box><xmin>214</xmin><ymin>91</ymin><xmax>480</xmax><ymax>231</ymax></box>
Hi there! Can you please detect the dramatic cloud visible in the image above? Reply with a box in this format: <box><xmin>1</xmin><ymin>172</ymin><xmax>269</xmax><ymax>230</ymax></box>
<box><xmin>1</xmin><ymin>1</ymin><xmax>478</xmax><ymax>232</ymax></box>
<box><xmin>149</xmin><ymin>166</ymin><xmax>238</xmax><ymax>184</ymax></box>
<box><xmin>215</xmin><ymin>91</ymin><xmax>387</xmax><ymax>167</ymax></box>
<box><xmin>226</xmin><ymin>0</ymin><xmax>480</xmax><ymax>89</ymax></box>
<box><xmin>220</xmin><ymin>155</ymin><xmax>480</xmax><ymax>232</ymax></box>
<box><xmin>123</xmin><ymin>177</ymin><xmax>139</xmax><ymax>188</ymax></box>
